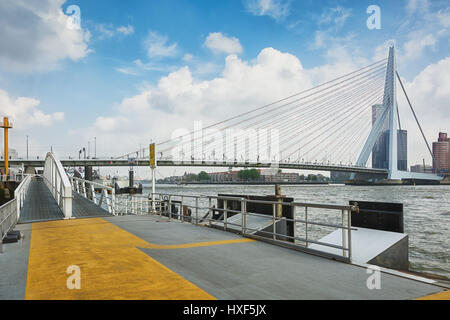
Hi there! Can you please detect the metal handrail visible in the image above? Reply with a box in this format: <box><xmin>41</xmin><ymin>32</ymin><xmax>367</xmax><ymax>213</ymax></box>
<box><xmin>43</xmin><ymin>152</ymin><xmax>72</xmax><ymax>218</ymax></box>
<box><xmin>149</xmin><ymin>192</ymin><xmax>354</xmax><ymax>262</ymax></box>
<box><xmin>13</xmin><ymin>174</ymin><xmax>33</xmax><ymax>219</ymax></box>
<box><xmin>1</xmin><ymin>174</ymin><xmax>34</xmax><ymax>253</ymax></box>
<box><xmin>69</xmin><ymin>176</ymin><xmax>116</xmax><ymax>215</ymax></box>
<box><xmin>0</xmin><ymin>198</ymin><xmax>18</xmax><ymax>253</ymax></box>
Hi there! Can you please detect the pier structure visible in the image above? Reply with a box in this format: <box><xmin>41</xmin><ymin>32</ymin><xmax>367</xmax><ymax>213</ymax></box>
<box><xmin>0</xmin><ymin>151</ymin><xmax>449</xmax><ymax>300</ymax></box>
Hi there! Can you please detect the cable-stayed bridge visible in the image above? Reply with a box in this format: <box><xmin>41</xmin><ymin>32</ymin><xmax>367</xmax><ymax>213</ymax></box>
<box><xmin>3</xmin><ymin>47</ymin><xmax>444</xmax><ymax>181</ymax></box>
<box><xmin>113</xmin><ymin>46</ymin><xmax>442</xmax><ymax>181</ymax></box>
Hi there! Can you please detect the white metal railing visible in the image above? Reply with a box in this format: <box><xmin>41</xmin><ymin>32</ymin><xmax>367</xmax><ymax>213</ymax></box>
<box><xmin>69</xmin><ymin>176</ymin><xmax>116</xmax><ymax>215</ymax></box>
<box><xmin>0</xmin><ymin>174</ymin><xmax>33</xmax><ymax>253</ymax></box>
<box><xmin>115</xmin><ymin>194</ymin><xmax>151</xmax><ymax>216</ymax></box>
<box><xmin>0</xmin><ymin>198</ymin><xmax>17</xmax><ymax>253</ymax></box>
<box><xmin>13</xmin><ymin>174</ymin><xmax>33</xmax><ymax>219</ymax></box>
<box><xmin>149</xmin><ymin>192</ymin><xmax>356</xmax><ymax>263</ymax></box>
<box><xmin>43</xmin><ymin>153</ymin><xmax>72</xmax><ymax>218</ymax></box>
<box><xmin>103</xmin><ymin>190</ymin><xmax>357</xmax><ymax>262</ymax></box>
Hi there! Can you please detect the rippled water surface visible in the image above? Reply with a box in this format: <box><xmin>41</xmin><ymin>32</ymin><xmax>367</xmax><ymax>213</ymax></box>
<box><xmin>143</xmin><ymin>184</ymin><xmax>449</xmax><ymax>278</ymax></box>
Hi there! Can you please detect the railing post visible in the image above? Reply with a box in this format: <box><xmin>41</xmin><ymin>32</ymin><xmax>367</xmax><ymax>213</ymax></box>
<box><xmin>347</xmin><ymin>209</ymin><xmax>352</xmax><ymax>262</ymax></box>
<box><xmin>224</xmin><ymin>199</ymin><xmax>227</xmax><ymax>231</ymax></box>
<box><xmin>208</xmin><ymin>197</ymin><xmax>212</xmax><ymax>226</ymax></box>
<box><xmin>195</xmin><ymin>197</ymin><xmax>199</xmax><ymax>225</ymax></box>
<box><xmin>292</xmin><ymin>204</ymin><xmax>296</xmax><ymax>244</ymax></box>
<box><xmin>91</xmin><ymin>184</ymin><xmax>96</xmax><ymax>204</ymax></box>
<box><xmin>241</xmin><ymin>198</ymin><xmax>246</xmax><ymax>235</ymax></box>
<box><xmin>111</xmin><ymin>189</ymin><xmax>116</xmax><ymax>216</ymax></box>
<box><xmin>305</xmin><ymin>207</ymin><xmax>308</xmax><ymax>248</ymax></box>
<box><xmin>82</xmin><ymin>181</ymin><xmax>87</xmax><ymax>198</ymax></box>
<box><xmin>342</xmin><ymin>209</ymin><xmax>347</xmax><ymax>258</ymax></box>
<box><xmin>169</xmin><ymin>195</ymin><xmax>172</xmax><ymax>220</ymax></box>
<box><xmin>272</xmin><ymin>203</ymin><xmax>276</xmax><ymax>240</ymax></box>
<box><xmin>180</xmin><ymin>196</ymin><xmax>184</xmax><ymax>222</ymax></box>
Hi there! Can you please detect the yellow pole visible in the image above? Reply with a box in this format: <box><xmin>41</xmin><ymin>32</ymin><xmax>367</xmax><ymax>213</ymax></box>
<box><xmin>1</xmin><ymin>117</ymin><xmax>12</xmax><ymax>176</ymax></box>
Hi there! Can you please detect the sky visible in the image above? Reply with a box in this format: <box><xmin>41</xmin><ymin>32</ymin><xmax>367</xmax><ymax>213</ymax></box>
<box><xmin>0</xmin><ymin>0</ymin><xmax>449</xmax><ymax>179</ymax></box>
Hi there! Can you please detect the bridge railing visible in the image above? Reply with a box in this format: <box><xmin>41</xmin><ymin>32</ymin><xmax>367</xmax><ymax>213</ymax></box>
<box><xmin>114</xmin><ymin>194</ymin><xmax>151</xmax><ymax>215</ymax></box>
<box><xmin>1</xmin><ymin>174</ymin><xmax>33</xmax><ymax>253</ymax></box>
<box><xmin>43</xmin><ymin>153</ymin><xmax>72</xmax><ymax>218</ymax></box>
<box><xmin>69</xmin><ymin>176</ymin><xmax>116</xmax><ymax>215</ymax></box>
<box><xmin>0</xmin><ymin>198</ymin><xmax>17</xmax><ymax>253</ymax></box>
<box><xmin>149</xmin><ymin>193</ymin><xmax>356</xmax><ymax>263</ymax></box>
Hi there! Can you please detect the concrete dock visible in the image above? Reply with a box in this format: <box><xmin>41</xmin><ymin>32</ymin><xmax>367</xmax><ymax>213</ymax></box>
<box><xmin>1</xmin><ymin>214</ymin><xmax>448</xmax><ymax>300</ymax></box>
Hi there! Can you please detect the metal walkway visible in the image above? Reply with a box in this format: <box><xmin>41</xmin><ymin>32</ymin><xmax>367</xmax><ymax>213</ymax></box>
<box><xmin>72</xmin><ymin>192</ymin><xmax>112</xmax><ymax>218</ymax></box>
<box><xmin>18</xmin><ymin>178</ymin><xmax>111</xmax><ymax>223</ymax></box>
<box><xmin>19</xmin><ymin>179</ymin><xmax>64</xmax><ymax>223</ymax></box>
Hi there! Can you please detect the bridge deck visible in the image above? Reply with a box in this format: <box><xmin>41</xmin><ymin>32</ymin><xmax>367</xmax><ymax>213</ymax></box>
<box><xmin>72</xmin><ymin>193</ymin><xmax>112</xmax><ymax>218</ymax></box>
<box><xmin>0</xmin><ymin>214</ymin><xmax>447</xmax><ymax>300</ymax></box>
<box><xmin>19</xmin><ymin>179</ymin><xmax>64</xmax><ymax>223</ymax></box>
<box><xmin>18</xmin><ymin>179</ymin><xmax>111</xmax><ymax>223</ymax></box>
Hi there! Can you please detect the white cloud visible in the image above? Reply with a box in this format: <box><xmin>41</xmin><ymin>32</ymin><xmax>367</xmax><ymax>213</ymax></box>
<box><xmin>244</xmin><ymin>0</ymin><xmax>290</xmax><ymax>20</ymax></box>
<box><xmin>183</xmin><ymin>53</ymin><xmax>194</xmax><ymax>62</ymax></box>
<box><xmin>96</xmin><ymin>24</ymin><xmax>115</xmax><ymax>38</ymax></box>
<box><xmin>0</xmin><ymin>0</ymin><xmax>91</xmax><ymax>72</ymax></box>
<box><xmin>82</xmin><ymin>48</ymin><xmax>311</xmax><ymax>155</ymax></box>
<box><xmin>144</xmin><ymin>31</ymin><xmax>178</xmax><ymax>58</ymax></box>
<box><xmin>402</xmin><ymin>33</ymin><xmax>437</xmax><ymax>61</ymax></box>
<box><xmin>404</xmin><ymin>57</ymin><xmax>450</xmax><ymax>119</ymax></box>
<box><xmin>436</xmin><ymin>9</ymin><xmax>450</xmax><ymax>28</ymax></box>
<box><xmin>96</xmin><ymin>23</ymin><xmax>134</xmax><ymax>39</ymax></box>
<box><xmin>116</xmin><ymin>25</ymin><xmax>134</xmax><ymax>35</ymax></box>
<box><xmin>318</xmin><ymin>6</ymin><xmax>352</xmax><ymax>30</ymax></box>
<box><xmin>204</xmin><ymin>32</ymin><xmax>243</xmax><ymax>55</ymax></box>
<box><xmin>0</xmin><ymin>89</ymin><xmax>64</xmax><ymax>128</ymax></box>
<box><xmin>406</xmin><ymin>0</ymin><xmax>430</xmax><ymax>15</ymax></box>
<box><xmin>399</xmin><ymin>57</ymin><xmax>450</xmax><ymax>165</ymax></box>
<box><xmin>94</xmin><ymin>116</ymin><xmax>128</xmax><ymax>132</ymax></box>
<box><xmin>115</xmin><ymin>67</ymin><xmax>139</xmax><ymax>76</ymax></box>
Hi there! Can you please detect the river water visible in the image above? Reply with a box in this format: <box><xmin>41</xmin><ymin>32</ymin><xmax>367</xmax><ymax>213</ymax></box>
<box><xmin>142</xmin><ymin>184</ymin><xmax>449</xmax><ymax>278</ymax></box>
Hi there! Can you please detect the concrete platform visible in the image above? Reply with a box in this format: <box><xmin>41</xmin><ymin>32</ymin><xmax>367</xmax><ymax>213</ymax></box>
<box><xmin>0</xmin><ymin>214</ymin><xmax>447</xmax><ymax>300</ymax></box>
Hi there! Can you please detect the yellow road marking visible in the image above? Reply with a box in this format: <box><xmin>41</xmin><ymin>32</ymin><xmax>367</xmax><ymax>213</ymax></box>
<box><xmin>417</xmin><ymin>290</ymin><xmax>450</xmax><ymax>300</ymax></box>
<box><xmin>25</xmin><ymin>218</ymin><xmax>252</xmax><ymax>300</ymax></box>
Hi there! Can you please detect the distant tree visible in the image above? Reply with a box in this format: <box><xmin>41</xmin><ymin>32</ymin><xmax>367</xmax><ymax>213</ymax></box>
<box><xmin>238</xmin><ymin>169</ymin><xmax>260</xmax><ymax>181</ymax></box>
<box><xmin>186</xmin><ymin>173</ymin><xmax>198</xmax><ymax>182</ymax></box>
<box><xmin>198</xmin><ymin>171</ymin><xmax>210</xmax><ymax>181</ymax></box>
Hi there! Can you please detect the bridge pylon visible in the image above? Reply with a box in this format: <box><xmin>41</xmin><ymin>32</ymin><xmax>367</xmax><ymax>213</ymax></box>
<box><xmin>353</xmin><ymin>46</ymin><xmax>442</xmax><ymax>181</ymax></box>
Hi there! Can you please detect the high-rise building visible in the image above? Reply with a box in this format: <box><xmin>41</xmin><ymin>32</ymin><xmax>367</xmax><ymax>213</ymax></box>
<box><xmin>432</xmin><ymin>132</ymin><xmax>449</xmax><ymax>173</ymax></box>
<box><xmin>371</xmin><ymin>104</ymin><xmax>408</xmax><ymax>171</ymax></box>
<box><xmin>397</xmin><ymin>129</ymin><xmax>407</xmax><ymax>171</ymax></box>
<box><xmin>371</xmin><ymin>104</ymin><xmax>389</xmax><ymax>169</ymax></box>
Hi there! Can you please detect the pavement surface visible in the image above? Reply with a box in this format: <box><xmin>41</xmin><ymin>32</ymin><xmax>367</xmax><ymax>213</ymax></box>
<box><xmin>0</xmin><ymin>214</ymin><xmax>447</xmax><ymax>300</ymax></box>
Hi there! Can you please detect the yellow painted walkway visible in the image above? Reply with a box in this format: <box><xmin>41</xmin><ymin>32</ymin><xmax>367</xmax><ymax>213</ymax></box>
<box><xmin>25</xmin><ymin>218</ymin><xmax>253</xmax><ymax>300</ymax></box>
<box><xmin>417</xmin><ymin>290</ymin><xmax>450</xmax><ymax>300</ymax></box>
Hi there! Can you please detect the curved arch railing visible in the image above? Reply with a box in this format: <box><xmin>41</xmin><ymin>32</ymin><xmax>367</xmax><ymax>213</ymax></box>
<box><xmin>43</xmin><ymin>153</ymin><xmax>72</xmax><ymax>218</ymax></box>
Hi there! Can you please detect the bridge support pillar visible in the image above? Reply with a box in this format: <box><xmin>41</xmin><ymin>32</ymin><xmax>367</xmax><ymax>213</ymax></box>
<box><xmin>84</xmin><ymin>166</ymin><xmax>93</xmax><ymax>181</ymax></box>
